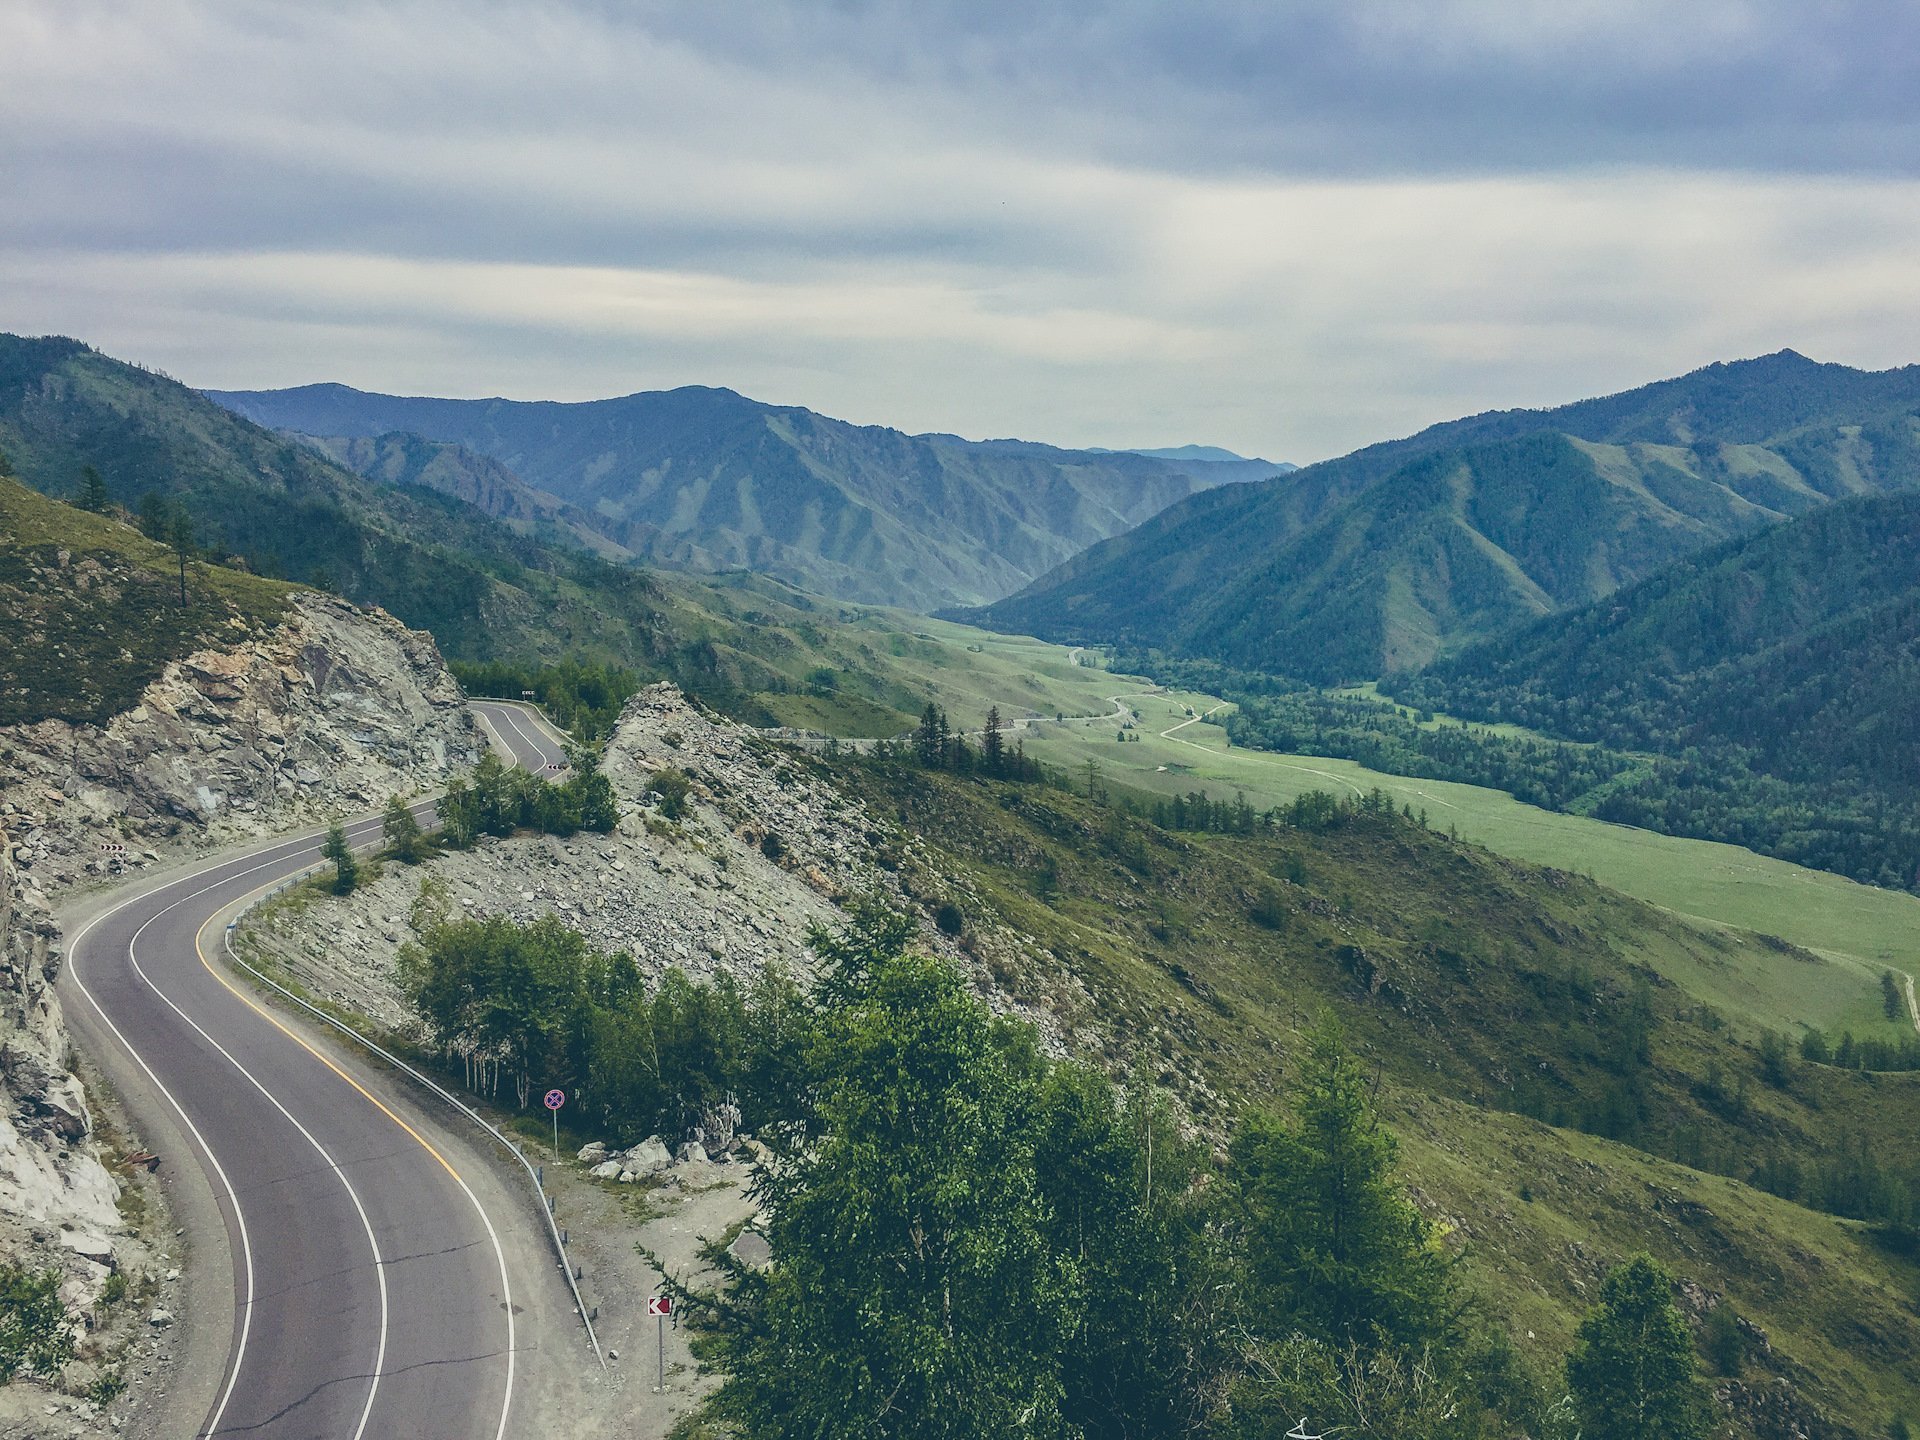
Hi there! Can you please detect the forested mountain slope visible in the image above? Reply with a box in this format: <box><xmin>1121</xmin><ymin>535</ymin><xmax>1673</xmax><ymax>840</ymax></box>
<box><xmin>0</xmin><ymin>333</ymin><xmax>1137</xmax><ymax>740</ymax></box>
<box><xmin>1387</xmin><ymin>490</ymin><xmax>1920</xmax><ymax>869</ymax></box>
<box><xmin>829</xmin><ymin>758</ymin><xmax>1920</xmax><ymax>1438</ymax></box>
<box><xmin>208</xmin><ymin>382</ymin><xmax>1275</xmax><ymax>611</ymax></box>
<box><xmin>0</xmin><ymin>333</ymin><xmax>685</xmax><ymax>667</ymax></box>
<box><xmin>302</xmin><ymin>430</ymin><xmax>635</xmax><ymax>561</ymax></box>
<box><xmin>964</xmin><ymin>351</ymin><xmax>1920</xmax><ymax>678</ymax></box>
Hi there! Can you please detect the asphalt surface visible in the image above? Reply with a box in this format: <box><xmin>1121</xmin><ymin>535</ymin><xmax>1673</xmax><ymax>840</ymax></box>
<box><xmin>470</xmin><ymin>700</ymin><xmax>570</xmax><ymax>775</ymax></box>
<box><xmin>61</xmin><ymin>701</ymin><xmax>574</xmax><ymax>1438</ymax></box>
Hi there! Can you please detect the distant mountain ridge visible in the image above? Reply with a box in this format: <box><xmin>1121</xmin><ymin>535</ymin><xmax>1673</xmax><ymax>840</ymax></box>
<box><xmin>1392</xmin><ymin>487</ymin><xmax>1920</xmax><ymax>798</ymax></box>
<box><xmin>962</xmin><ymin>351</ymin><xmax>1920</xmax><ymax>678</ymax></box>
<box><xmin>207</xmin><ymin>382</ymin><xmax>1280</xmax><ymax>611</ymax></box>
<box><xmin>0</xmin><ymin>333</ymin><xmax>679</xmax><ymax>667</ymax></box>
<box><xmin>1084</xmin><ymin>443</ymin><xmax>1289</xmax><ymax>466</ymax></box>
<box><xmin>298</xmin><ymin>431</ymin><xmax>635</xmax><ymax>562</ymax></box>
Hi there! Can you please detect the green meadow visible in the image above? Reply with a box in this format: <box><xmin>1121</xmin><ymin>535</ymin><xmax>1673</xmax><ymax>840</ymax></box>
<box><xmin>972</xmin><ymin>651</ymin><xmax>1920</xmax><ymax>1043</ymax></box>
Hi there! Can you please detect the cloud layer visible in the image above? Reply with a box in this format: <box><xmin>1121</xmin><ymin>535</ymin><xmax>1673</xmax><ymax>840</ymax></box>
<box><xmin>5</xmin><ymin>1</ymin><xmax>1918</xmax><ymax>459</ymax></box>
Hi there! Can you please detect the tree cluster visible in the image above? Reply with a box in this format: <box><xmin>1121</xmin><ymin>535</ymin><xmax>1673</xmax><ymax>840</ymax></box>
<box><xmin>1800</xmin><ymin>1026</ymin><xmax>1920</xmax><ymax>1074</ymax></box>
<box><xmin>397</xmin><ymin>905</ymin><xmax>795</xmax><ymax>1125</ymax></box>
<box><xmin>435</xmin><ymin>749</ymin><xmax>618</xmax><ymax>847</ymax></box>
<box><xmin>898</xmin><ymin>702</ymin><xmax>1044</xmax><ymax>781</ymax></box>
<box><xmin>450</xmin><ymin>658</ymin><xmax>642</xmax><ymax>740</ymax></box>
<box><xmin>684</xmin><ymin>911</ymin><xmax>1710</xmax><ymax>1439</ymax></box>
<box><xmin>1127</xmin><ymin>648</ymin><xmax>1920</xmax><ymax>893</ymax></box>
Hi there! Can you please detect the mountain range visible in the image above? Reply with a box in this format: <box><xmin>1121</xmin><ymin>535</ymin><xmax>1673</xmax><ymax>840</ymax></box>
<box><xmin>1389</xmin><ymin>486</ymin><xmax>1920</xmax><ymax>814</ymax></box>
<box><xmin>207</xmin><ymin>383</ymin><xmax>1280</xmax><ymax>611</ymax></box>
<box><xmin>962</xmin><ymin>350</ymin><xmax>1920</xmax><ymax>680</ymax></box>
<box><xmin>0</xmin><ymin>333</ymin><xmax>681</xmax><ymax>667</ymax></box>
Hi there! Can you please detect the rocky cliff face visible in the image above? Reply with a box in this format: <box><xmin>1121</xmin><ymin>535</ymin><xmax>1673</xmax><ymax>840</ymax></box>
<box><xmin>0</xmin><ymin>593</ymin><xmax>481</xmax><ymax>894</ymax></box>
<box><xmin>0</xmin><ymin>832</ymin><xmax>121</xmax><ymax>1307</ymax></box>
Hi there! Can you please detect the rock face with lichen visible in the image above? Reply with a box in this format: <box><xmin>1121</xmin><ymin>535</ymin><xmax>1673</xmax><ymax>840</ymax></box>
<box><xmin>0</xmin><ymin>831</ymin><xmax>122</xmax><ymax>1308</ymax></box>
<box><xmin>0</xmin><ymin>593</ymin><xmax>481</xmax><ymax>895</ymax></box>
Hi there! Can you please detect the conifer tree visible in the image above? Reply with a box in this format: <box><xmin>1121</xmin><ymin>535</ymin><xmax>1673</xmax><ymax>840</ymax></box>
<box><xmin>138</xmin><ymin>489</ymin><xmax>171</xmax><ymax>540</ymax></box>
<box><xmin>169</xmin><ymin>509</ymin><xmax>195</xmax><ymax>605</ymax></box>
<box><xmin>712</xmin><ymin>913</ymin><xmax>1075</xmax><ymax>1438</ymax></box>
<box><xmin>1565</xmin><ymin>1254</ymin><xmax>1711</xmax><ymax>1440</ymax></box>
<box><xmin>321</xmin><ymin>824</ymin><xmax>359</xmax><ymax>895</ymax></box>
<box><xmin>1230</xmin><ymin>1014</ymin><xmax>1452</xmax><ymax>1352</ymax></box>
<box><xmin>78</xmin><ymin>465</ymin><xmax>109</xmax><ymax>512</ymax></box>
<box><xmin>382</xmin><ymin>796</ymin><xmax>426</xmax><ymax>863</ymax></box>
<box><xmin>914</xmin><ymin>702</ymin><xmax>941</xmax><ymax>768</ymax></box>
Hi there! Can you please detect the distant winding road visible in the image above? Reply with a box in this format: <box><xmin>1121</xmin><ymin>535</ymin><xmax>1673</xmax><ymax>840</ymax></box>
<box><xmin>60</xmin><ymin>700</ymin><xmax>575</xmax><ymax>1437</ymax></box>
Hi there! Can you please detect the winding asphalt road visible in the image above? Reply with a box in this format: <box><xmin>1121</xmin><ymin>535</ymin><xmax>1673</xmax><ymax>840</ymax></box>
<box><xmin>60</xmin><ymin>700</ymin><xmax>573</xmax><ymax>1438</ymax></box>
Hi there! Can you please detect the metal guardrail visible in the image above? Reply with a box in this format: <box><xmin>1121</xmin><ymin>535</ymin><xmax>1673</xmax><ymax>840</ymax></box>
<box><xmin>223</xmin><ymin>865</ymin><xmax>607</xmax><ymax>1368</ymax></box>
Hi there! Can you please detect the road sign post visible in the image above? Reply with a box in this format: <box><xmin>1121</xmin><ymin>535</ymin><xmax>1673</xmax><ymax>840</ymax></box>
<box><xmin>648</xmin><ymin>1295</ymin><xmax>672</xmax><ymax>1391</ymax></box>
<box><xmin>544</xmin><ymin>1088</ymin><xmax>565</xmax><ymax>1159</ymax></box>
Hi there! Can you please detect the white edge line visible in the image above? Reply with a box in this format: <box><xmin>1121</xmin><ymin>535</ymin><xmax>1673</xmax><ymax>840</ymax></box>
<box><xmin>225</xmin><ymin>725</ymin><xmax>604</xmax><ymax>1375</ymax></box>
<box><xmin>66</xmin><ymin>896</ymin><xmax>261</xmax><ymax>1440</ymax></box>
<box><xmin>223</xmin><ymin>929</ymin><xmax>525</xmax><ymax>1436</ymax></box>
<box><xmin>125</xmin><ymin>891</ymin><xmax>392</xmax><ymax>1440</ymax></box>
<box><xmin>223</xmin><ymin>908</ymin><xmax>601</xmax><ymax>1381</ymax></box>
<box><xmin>61</xmin><ymin>817</ymin><xmax>389</xmax><ymax>1436</ymax></box>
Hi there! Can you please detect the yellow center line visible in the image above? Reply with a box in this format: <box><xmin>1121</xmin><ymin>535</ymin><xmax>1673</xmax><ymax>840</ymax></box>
<box><xmin>193</xmin><ymin>880</ymin><xmax>464</xmax><ymax>1183</ymax></box>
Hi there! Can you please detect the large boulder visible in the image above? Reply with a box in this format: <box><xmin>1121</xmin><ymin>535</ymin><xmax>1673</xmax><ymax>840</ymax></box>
<box><xmin>620</xmin><ymin>1136</ymin><xmax>673</xmax><ymax>1175</ymax></box>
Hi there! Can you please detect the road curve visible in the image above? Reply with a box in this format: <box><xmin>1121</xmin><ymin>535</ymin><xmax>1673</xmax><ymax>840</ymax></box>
<box><xmin>471</xmin><ymin>700</ymin><xmax>570</xmax><ymax>774</ymax></box>
<box><xmin>59</xmin><ymin>703</ymin><xmax>572</xmax><ymax>1438</ymax></box>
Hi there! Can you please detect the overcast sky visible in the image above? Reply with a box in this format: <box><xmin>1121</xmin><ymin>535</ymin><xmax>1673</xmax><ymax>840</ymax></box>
<box><xmin>5</xmin><ymin>1</ymin><xmax>1918</xmax><ymax>461</ymax></box>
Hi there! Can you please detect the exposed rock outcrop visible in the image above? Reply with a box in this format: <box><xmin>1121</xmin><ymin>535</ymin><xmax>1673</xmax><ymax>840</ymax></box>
<box><xmin>240</xmin><ymin>683</ymin><xmax>1077</xmax><ymax>1093</ymax></box>
<box><xmin>0</xmin><ymin>593</ymin><xmax>481</xmax><ymax>894</ymax></box>
<box><xmin>0</xmin><ymin>830</ymin><xmax>121</xmax><ymax>1311</ymax></box>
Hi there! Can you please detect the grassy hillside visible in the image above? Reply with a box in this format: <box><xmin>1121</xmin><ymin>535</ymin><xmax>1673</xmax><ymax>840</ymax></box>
<box><xmin>1012</xmin><ymin>680</ymin><xmax>1920</xmax><ymax>1045</ymax></box>
<box><xmin>635</xmin><ymin>575</ymin><xmax>1131</xmax><ymax>735</ymax></box>
<box><xmin>826</xmin><ymin>755</ymin><xmax>1920</xmax><ymax>1436</ymax></box>
<box><xmin>0</xmin><ymin>475</ymin><xmax>296</xmax><ymax>725</ymax></box>
<box><xmin>208</xmin><ymin>381</ymin><xmax>1274</xmax><ymax>611</ymax></box>
<box><xmin>963</xmin><ymin>351</ymin><xmax>1920</xmax><ymax>679</ymax></box>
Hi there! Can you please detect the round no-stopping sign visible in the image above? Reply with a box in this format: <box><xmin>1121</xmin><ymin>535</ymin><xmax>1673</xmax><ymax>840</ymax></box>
<box><xmin>543</xmin><ymin>1089</ymin><xmax>566</xmax><ymax>1111</ymax></box>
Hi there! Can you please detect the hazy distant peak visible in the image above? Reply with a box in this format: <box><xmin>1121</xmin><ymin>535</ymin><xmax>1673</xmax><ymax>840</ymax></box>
<box><xmin>1085</xmin><ymin>443</ymin><xmax>1280</xmax><ymax>465</ymax></box>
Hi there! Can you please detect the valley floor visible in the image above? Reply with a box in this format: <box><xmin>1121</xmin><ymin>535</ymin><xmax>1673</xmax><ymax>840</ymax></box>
<box><xmin>1016</xmin><ymin>674</ymin><xmax>1920</xmax><ymax>1042</ymax></box>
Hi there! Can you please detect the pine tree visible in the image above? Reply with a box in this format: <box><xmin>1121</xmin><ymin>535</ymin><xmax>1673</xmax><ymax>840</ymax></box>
<box><xmin>320</xmin><ymin>824</ymin><xmax>359</xmax><ymax>895</ymax></box>
<box><xmin>914</xmin><ymin>702</ymin><xmax>941</xmax><ymax>768</ymax></box>
<box><xmin>983</xmin><ymin>706</ymin><xmax>1004</xmax><ymax>774</ymax></box>
<box><xmin>138</xmin><ymin>489</ymin><xmax>172</xmax><ymax>540</ymax></box>
<box><xmin>78</xmin><ymin>465</ymin><xmax>109</xmax><ymax>512</ymax></box>
<box><xmin>564</xmin><ymin>747</ymin><xmax>619</xmax><ymax>833</ymax></box>
<box><xmin>1565</xmin><ymin>1254</ymin><xmax>1711</xmax><ymax>1440</ymax></box>
<box><xmin>711</xmin><ymin>919</ymin><xmax>1076</xmax><ymax>1438</ymax></box>
<box><xmin>1230</xmin><ymin>1014</ymin><xmax>1453</xmax><ymax>1353</ymax></box>
<box><xmin>169</xmin><ymin>509</ymin><xmax>195</xmax><ymax>606</ymax></box>
<box><xmin>382</xmin><ymin>796</ymin><xmax>426</xmax><ymax>863</ymax></box>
